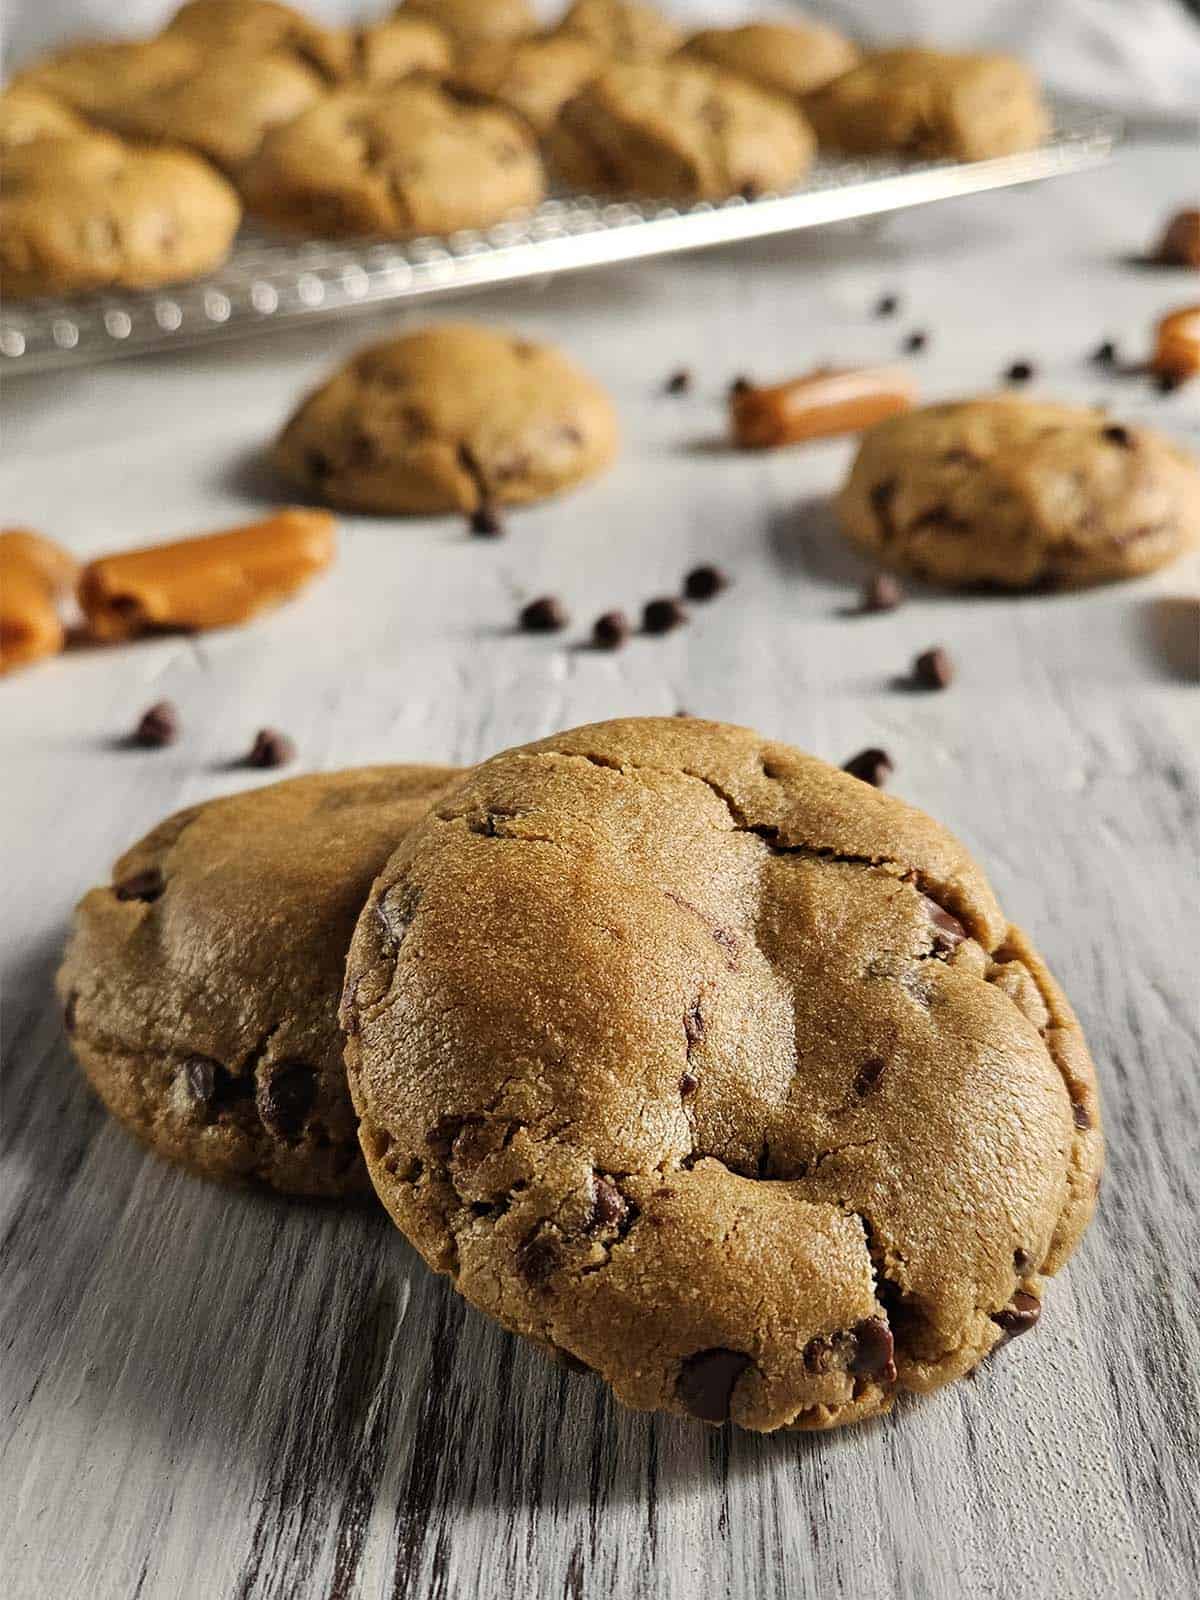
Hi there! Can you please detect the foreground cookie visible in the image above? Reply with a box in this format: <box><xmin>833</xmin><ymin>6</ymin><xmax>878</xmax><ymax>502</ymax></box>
<box><xmin>0</xmin><ymin>86</ymin><xmax>90</xmax><ymax>150</ymax></box>
<box><xmin>677</xmin><ymin>21</ymin><xmax>860</xmax><ymax>99</ymax></box>
<box><xmin>239</xmin><ymin>81</ymin><xmax>543</xmax><ymax>236</ymax></box>
<box><xmin>840</xmin><ymin>397</ymin><xmax>1200</xmax><ymax>588</ymax></box>
<box><xmin>1</xmin><ymin>130</ymin><xmax>241</xmax><ymax>299</ymax></box>
<box><xmin>342</xmin><ymin>717</ymin><xmax>1102</xmax><ymax>1432</ymax></box>
<box><xmin>15</xmin><ymin>35</ymin><xmax>202</xmax><ymax>125</ymax></box>
<box><xmin>274</xmin><ymin>323</ymin><xmax>618</xmax><ymax>513</ymax></box>
<box><xmin>806</xmin><ymin>48</ymin><xmax>1048</xmax><ymax>161</ymax></box>
<box><xmin>58</xmin><ymin>766</ymin><xmax>455</xmax><ymax>1197</ymax></box>
<box><xmin>549</xmin><ymin>59</ymin><xmax>815</xmax><ymax>201</ymax></box>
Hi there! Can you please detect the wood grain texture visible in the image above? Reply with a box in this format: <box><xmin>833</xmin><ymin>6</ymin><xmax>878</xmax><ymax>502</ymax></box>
<box><xmin>2</xmin><ymin>141</ymin><xmax>1198</xmax><ymax>1600</ymax></box>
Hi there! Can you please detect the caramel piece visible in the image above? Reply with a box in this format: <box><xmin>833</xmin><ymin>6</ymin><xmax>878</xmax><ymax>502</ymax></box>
<box><xmin>730</xmin><ymin>367</ymin><xmax>917</xmax><ymax>449</ymax></box>
<box><xmin>1156</xmin><ymin>210</ymin><xmax>1200</xmax><ymax>269</ymax></box>
<box><xmin>78</xmin><ymin>510</ymin><xmax>336</xmax><ymax>642</ymax></box>
<box><xmin>1151</xmin><ymin>305</ymin><xmax>1200</xmax><ymax>379</ymax></box>
<box><xmin>0</xmin><ymin>528</ymin><xmax>78</xmax><ymax>674</ymax></box>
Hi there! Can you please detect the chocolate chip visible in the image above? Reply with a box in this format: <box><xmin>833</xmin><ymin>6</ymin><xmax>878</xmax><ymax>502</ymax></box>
<box><xmin>133</xmin><ymin>700</ymin><xmax>179</xmax><ymax>748</ymax></box>
<box><xmin>729</xmin><ymin>376</ymin><xmax>751</xmax><ymax>398</ymax></box>
<box><xmin>183</xmin><ymin>1055</ymin><xmax>217</xmax><ymax>1110</ymax></box>
<box><xmin>519</xmin><ymin>595</ymin><xmax>568</xmax><ymax>633</ymax></box>
<box><xmin>305</xmin><ymin>448</ymin><xmax>331</xmax><ymax>479</ymax></box>
<box><xmin>843</xmin><ymin>748</ymin><xmax>893</xmax><ymax>787</ymax></box>
<box><xmin>913</xmin><ymin>646</ymin><xmax>954</xmax><ymax>689</ymax></box>
<box><xmin>849</xmin><ymin>1317</ymin><xmax>897</xmax><ymax>1381</ymax></box>
<box><xmin>1004</xmin><ymin>360</ymin><xmax>1035</xmax><ymax>384</ymax></box>
<box><xmin>643</xmin><ymin>597</ymin><xmax>687</xmax><ymax>634</ymax></box>
<box><xmin>903</xmin><ymin>330</ymin><xmax>928</xmax><ymax>353</ymax></box>
<box><xmin>683</xmin><ymin>565</ymin><xmax>729</xmax><ymax>602</ymax></box>
<box><xmin>592</xmin><ymin>610</ymin><xmax>630</xmax><ymax>650</ymax></box>
<box><xmin>516</xmin><ymin>1226</ymin><xmax>560</xmax><ymax>1288</ymax></box>
<box><xmin>992</xmin><ymin>1290</ymin><xmax>1041</xmax><ymax>1340</ymax></box>
<box><xmin>684</xmin><ymin>1004</ymin><xmax>705</xmax><ymax>1052</ymax></box>
<box><xmin>587</xmin><ymin>1175</ymin><xmax>629</xmax><ymax>1232</ymax></box>
<box><xmin>874</xmin><ymin>293</ymin><xmax>900</xmax><ymax>317</ymax></box>
<box><xmin>245</xmin><ymin>728</ymin><xmax>295</xmax><ymax>769</ymax></box>
<box><xmin>1072</xmin><ymin>1098</ymin><xmax>1092</xmax><ymax>1130</ymax></box>
<box><xmin>853</xmin><ymin>1057</ymin><xmax>887</xmax><ymax>1096</ymax></box>
<box><xmin>1013</xmin><ymin>1248</ymin><xmax>1033</xmax><ymax>1274</ymax></box>
<box><xmin>922</xmin><ymin>895</ymin><xmax>967</xmax><ymax>954</ymax></box>
<box><xmin>63</xmin><ymin>992</ymin><xmax>78</xmax><ymax>1035</ymax></box>
<box><xmin>257</xmin><ymin>1060</ymin><xmax>317</xmax><ymax>1142</ymax></box>
<box><xmin>679</xmin><ymin>1070</ymin><xmax>699</xmax><ymax>1096</ymax></box>
<box><xmin>1091</xmin><ymin>339</ymin><xmax>1117</xmax><ymax>366</ymax></box>
<box><xmin>676</xmin><ymin>1348</ymin><xmax>752</xmax><ymax>1423</ymax></box>
<box><xmin>1101</xmin><ymin>424</ymin><xmax>1134</xmax><ymax>448</ymax></box>
<box><xmin>114</xmin><ymin>867</ymin><xmax>165</xmax><ymax>903</ymax></box>
<box><xmin>469</xmin><ymin>503</ymin><xmax>504</xmax><ymax>538</ymax></box>
<box><xmin>664</xmin><ymin>369</ymin><xmax>692</xmax><ymax>395</ymax></box>
<box><xmin>860</xmin><ymin>572</ymin><xmax>903</xmax><ymax>612</ymax></box>
<box><xmin>1155</xmin><ymin>369</ymin><xmax>1185</xmax><ymax>394</ymax></box>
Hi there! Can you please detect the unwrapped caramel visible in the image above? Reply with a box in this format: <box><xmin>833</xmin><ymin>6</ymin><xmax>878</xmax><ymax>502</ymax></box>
<box><xmin>1152</xmin><ymin>305</ymin><xmax>1200</xmax><ymax>379</ymax></box>
<box><xmin>78</xmin><ymin>510</ymin><xmax>336</xmax><ymax>641</ymax></box>
<box><xmin>730</xmin><ymin>366</ymin><xmax>917</xmax><ymax>448</ymax></box>
<box><xmin>1</xmin><ymin>528</ymin><xmax>79</xmax><ymax>674</ymax></box>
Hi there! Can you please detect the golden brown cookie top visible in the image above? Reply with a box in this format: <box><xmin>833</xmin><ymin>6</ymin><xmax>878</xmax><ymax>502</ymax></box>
<box><xmin>839</xmin><ymin>396</ymin><xmax>1200</xmax><ymax>589</ymax></box>
<box><xmin>57</xmin><ymin>765</ymin><xmax>457</xmax><ymax>1198</ymax></box>
<box><xmin>273</xmin><ymin>320</ymin><xmax>618</xmax><ymax>513</ymax></box>
<box><xmin>14</xmin><ymin>34</ymin><xmax>203</xmax><ymax>121</ymax></box>
<box><xmin>559</xmin><ymin>0</ymin><xmax>682</xmax><ymax>61</ymax></box>
<box><xmin>677</xmin><ymin>21</ymin><xmax>860</xmax><ymax>99</ymax></box>
<box><xmin>403</xmin><ymin>0</ymin><xmax>536</xmax><ymax>50</ymax></box>
<box><xmin>0</xmin><ymin>85</ymin><xmax>91</xmax><ymax>150</ymax></box>
<box><xmin>343</xmin><ymin>716</ymin><xmax>1101</xmax><ymax>1431</ymax></box>
<box><xmin>454</xmin><ymin>32</ymin><xmax>605</xmax><ymax>133</ymax></box>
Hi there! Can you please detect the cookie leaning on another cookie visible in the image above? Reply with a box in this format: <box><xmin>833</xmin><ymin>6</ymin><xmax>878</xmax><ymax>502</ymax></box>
<box><xmin>57</xmin><ymin>766</ymin><xmax>458</xmax><ymax>1198</ymax></box>
<box><xmin>454</xmin><ymin>32</ymin><xmax>605</xmax><ymax>135</ymax></box>
<box><xmin>341</xmin><ymin>716</ymin><xmax>1102</xmax><ymax>1433</ymax></box>
<box><xmin>839</xmin><ymin>397</ymin><xmax>1200</xmax><ymax>588</ymax></box>
<box><xmin>558</xmin><ymin>0</ymin><xmax>682</xmax><ymax>62</ymax></box>
<box><xmin>273</xmin><ymin>322</ymin><xmax>618</xmax><ymax>513</ymax></box>
<box><xmin>677</xmin><ymin>21</ymin><xmax>860</xmax><ymax>100</ymax></box>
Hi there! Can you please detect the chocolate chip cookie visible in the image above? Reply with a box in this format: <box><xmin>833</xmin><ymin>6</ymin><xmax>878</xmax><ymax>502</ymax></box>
<box><xmin>548</xmin><ymin>59</ymin><xmax>815</xmax><ymax>201</ymax></box>
<box><xmin>839</xmin><ymin>397</ymin><xmax>1200</xmax><ymax>588</ymax></box>
<box><xmin>57</xmin><ymin>765</ymin><xmax>456</xmax><ymax>1197</ymax></box>
<box><xmin>341</xmin><ymin>716</ymin><xmax>1102</xmax><ymax>1432</ymax></box>
<box><xmin>805</xmin><ymin>48</ymin><xmax>1049</xmax><ymax>161</ymax></box>
<box><xmin>239</xmin><ymin>81</ymin><xmax>543</xmax><ymax>236</ymax></box>
<box><xmin>403</xmin><ymin>0</ymin><xmax>535</xmax><ymax>51</ymax></box>
<box><xmin>15</xmin><ymin>34</ymin><xmax>203</xmax><ymax>125</ymax></box>
<box><xmin>0</xmin><ymin>85</ymin><xmax>91</xmax><ymax>150</ymax></box>
<box><xmin>454</xmin><ymin>32</ymin><xmax>604</xmax><ymax>134</ymax></box>
<box><xmin>1</xmin><ymin>130</ymin><xmax>242</xmax><ymax>299</ymax></box>
<box><xmin>677</xmin><ymin>21</ymin><xmax>860</xmax><ymax>99</ymax></box>
<box><xmin>274</xmin><ymin>322</ymin><xmax>618</xmax><ymax>513</ymax></box>
<box><xmin>559</xmin><ymin>0</ymin><xmax>682</xmax><ymax>62</ymax></box>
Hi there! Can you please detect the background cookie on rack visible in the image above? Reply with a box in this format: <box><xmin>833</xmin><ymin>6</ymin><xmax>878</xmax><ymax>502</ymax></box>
<box><xmin>558</xmin><ymin>0</ymin><xmax>682</xmax><ymax>62</ymax></box>
<box><xmin>676</xmin><ymin>19</ymin><xmax>861</xmax><ymax>100</ymax></box>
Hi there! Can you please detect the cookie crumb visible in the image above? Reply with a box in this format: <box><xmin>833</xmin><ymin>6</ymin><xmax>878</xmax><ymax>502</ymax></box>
<box><xmin>132</xmin><ymin>700</ymin><xmax>179</xmax><ymax>748</ymax></box>
<box><xmin>520</xmin><ymin>596</ymin><xmax>569</xmax><ymax>633</ymax></box>
<box><xmin>245</xmin><ymin>728</ymin><xmax>296</xmax><ymax>768</ymax></box>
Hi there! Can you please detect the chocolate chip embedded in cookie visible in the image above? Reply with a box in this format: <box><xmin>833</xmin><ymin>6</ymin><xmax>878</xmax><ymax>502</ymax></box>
<box><xmin>559</xmin><ymin>0</ymin><xmax>682</xmax><ymax>62</ymax></box>
<box><xmin>839</xmin><ymin>396</ymin><xmax>1200</xmax><ymax>589</ymax></box>
<box><xmin>273</xmin><ymin>323</ymin><xmax>618</xmax><ymax>514</ymax></box>
<box><xmin>341</xmin><ymin>716</ymin><xmax>1102</xmax><ymax>1432</ymax></box>
<box><xmin>57</xmin><ymin>765</ymin><xmax>457</xmax><ymax>1197</ymax></box>
<box><xmin>239</xmin><ymin>81</ymin><xmax>543</xmax><ymax>236</ymax></box>
<box><xmin>806</xmin><ymin>48</ymin><xmax>1049</xmax><ymax>161</ymax></box>
<box><xmin>677</xmin><ymin>21</ymin><xmax>860</xmax><ymax>99</ymax></box>
<box><xmin>548</xmin><ymin>59</ymin><xmax>814</xmax><ymax>201</ymax></box>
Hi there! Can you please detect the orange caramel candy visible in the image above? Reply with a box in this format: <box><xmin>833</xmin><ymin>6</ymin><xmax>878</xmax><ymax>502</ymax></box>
<box><xmin>78</xmin><ymin>509</ymin><xmax>337</xmax><ymax>641</ymax></box>
<box><xmin>0</xmin><ymin>528</ymin><xmax>79</xmax><ymax>675</ymax></box>
<box><xmin>1151</xmin><ymin>305</ymin><xmax>1200</xmax><ymax>379</ymax></box>
<box><xmin>730</xmin><ymin>366</ymin><xmax>917</xmax><ymax>448</ymax></box>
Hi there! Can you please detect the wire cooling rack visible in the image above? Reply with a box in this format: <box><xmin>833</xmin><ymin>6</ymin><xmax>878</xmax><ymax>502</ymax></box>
<box><xmin>1</xmin><ymin>106</ymin><xmax>1120</xmax><ymax>375</ymax></box>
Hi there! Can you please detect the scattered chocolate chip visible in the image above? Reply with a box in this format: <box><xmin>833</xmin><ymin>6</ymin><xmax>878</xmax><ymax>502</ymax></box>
<box><xmin>679</xmin><ymin>1070</ymin><xmax>699</xmax><ymax>1096</ymax></box>
<box><xmin>1072</xmin><ymin>1098</ymin><xmax>1092</xmax><ymax>1130</ymax></box>
<box><xmin>516</xmin><ymin>1226</ymin><xmax>560</xmax><ymax>1288</ymax></box>
<box><xmin>729</xmin><ymin>375</ymin><xmax>751</xmax><ymax>398</ymax></box>
<box><xmin>676</xmin><ymin>1348</ymin><xmax>752</xmax><ymax>1423</ymax></box>
<box><xmin>913</xmin><ymin>646</ymin><xmax>954</xmax><ymax>689</ymax></box>
<box><xmin>1004</xmin><ymin>360</ymin><xmax>1035</xmax><ymax>384</ymax></box>
<box><xmin>683</xmin><ymin>564</ymin><xmax>729</xmax><ymax>602</ymax></box>
<box><xmin>853</xmin><ymin>1057</ymin><xmax>887</xmax><ymax>1096</ymax></box>
<box><xmin>842</xmin><ymin>748</ymin><xmax>893</xmax><ymax>787</ymax></box>
<box><xmin>992</xmin><ymin>1290</ymin><xmax>1041</xmax><ymax>1340</ymax></box>
<box><xmin>903</xmin><ymin>330</ymin><xmax>928</xmax><ymax>353</ymax></box>
<box><xmin>245</xmin><ymin>728</ymin><xmax>295</xmax><ymax>769</ymax></box>
<box><xmin>519</xmin><ymin>595</ymin><xmax>568</xmax><ymax>633</ymax></box>
<box><xmin>874</xmin><ymin>293</ymin><xmax>900</xmax><ymax>317</ymax></box>
<box><xmin>664</xmin><ymin>368</ymin><xmax>692</xmax><ymax>395</ymax></box>
<box><xmin>643</xmin><ymin>597</ymin><xmax>687</xmax><ymax>634</ymax></box>
<box><xmin>1101</xmin><ymin>424</ymin><xmax>1134</xmax><ymax>448</ymax></box>
<box><xmin>1155</xmin><ymin>369</ymin><xmax>1185</xmax><ymax>394</ymax></box>
<box><xmin>849</xmin><ymin>1317</ymin><xmax>897</xmax><ymax>1381</ymax></box>
<box><xmin>1013</xmin><ymin>1248</ymin><xmax>1033</xmax><ymax>1274</ymax></box>
<box><xmin>1091</xmin><ymin>339</ymin><xmax>1117</xmax><ymax>366</ymax></box>
<box><xmin>63</xmin><ymin>992</ymin><xmax>78</xmax><ymax>1034</ymax></box>
<box><xmin>469</xmin><ymin>503</ymin><xmax>504</xmax><ymax>538</ymax></box>
<box><xmin>114</xmin><ymin>866</ymin><xmax>165</xmax><ymax>903</ymax></box>
<box><xmin>923</xmin><ymin>895</ymin><xmax>967</xmax><ymax>954</ymax></box>
<box><xmin>132</xmin><ymin>700</ymin><xmax>178</xmax><ymax>748</ymax></box>
<box><xmin>860</xmin><ymin>572</ymin><xmax>903</xmax><ymax>612</ymax></box>
<box><xmin>257</xmin><ymin>1060</ymin><xmax>317</xmax><ymax>1142</ymax></box>
<box><xmin>592</xmin><ymin>610</ymin><xmax>630</xmax><ymax>650</ymax></box>
<box><xmin>587</xmin><ymin>1175</ymin><xmax>629</xmax><ymax>1232</ymax></box>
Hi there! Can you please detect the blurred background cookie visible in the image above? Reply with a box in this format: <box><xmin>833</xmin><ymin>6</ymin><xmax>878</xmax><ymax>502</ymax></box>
<box><xmin>677</xmin><ymin>19</ymin><xmax>860</xmax><ymax>100</ymax></box>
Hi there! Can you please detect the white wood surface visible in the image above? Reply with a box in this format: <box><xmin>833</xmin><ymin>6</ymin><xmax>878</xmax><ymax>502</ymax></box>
<box><xmin>2</xmin><ymin>141</ymin><xmax>1198</xmax><ymax>1600</ymax></box>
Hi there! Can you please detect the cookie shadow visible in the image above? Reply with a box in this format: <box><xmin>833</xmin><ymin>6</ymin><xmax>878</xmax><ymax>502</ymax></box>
<box><xmin>1136</xmin><ymin>595</ymin><xmax>1200</xmax><ymax>682</ymax></box>
<box><xmin>766</xmin><ymin>496</ymin><xmax>874</xmax><ymax>593</ymax></box>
